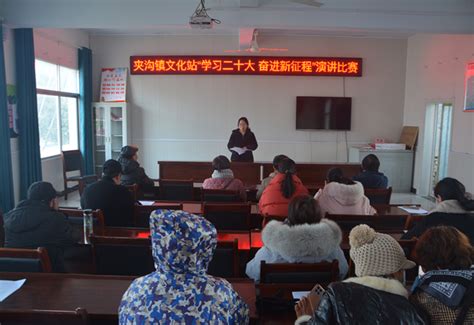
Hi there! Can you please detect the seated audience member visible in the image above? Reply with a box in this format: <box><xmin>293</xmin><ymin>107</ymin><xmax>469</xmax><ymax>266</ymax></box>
<box><xmin>119</xmin><ymin>209</ymin><xmax>249</xmax><ymax>324</ymax></box>
<box><xmin>402</xmin><ymin>177</ymin><xmax>474</xmax><ymax>243</ymax></box>
<box><xmin>259</xmin><ymin>158</ymin><xmax>308</xmax><ymax>216</ymax></box>
<box><xmin>352</xmin><ymin>154</ymin><xmax>388</xmax><ymax>189</ymax></box>
<box><xmin>118</xmin><ymin>145</ymin><xmax>154</xmax><ymax>191</ymax></box>
<box><xmin>256</xmin><ymin>154</ymin><xmax>287</xmax><ymax>200</ymax></box>
<box><xmin>3</xmin><ymin>182</ymin><xmax>79</xmax><ymax>272</ymax></box>
<box><xmin>410</xmin><ymin>226</ymin><xmax>474</xmax><ymax>324</ymax></box>
<box><xmin>295</xmin><ymin>224</ymin><xmax>428</xmax><ymax>324</ymax></box>
<box><xmin>246</xmin><ymin>195</ymin><xmax>348</xmax><ymax>282</ymax></box>
<box><xmin>81</xmin><ymin>159</ymin><xmax>135</xmax><ymax>227</ymax></box>
<box><xmin>314</xmin><ymin>168</ymin><xmax>376</xmax><ymax>216</ymax></box>
<box><xmin>202</xmin><ymin>155</ymin><xmax>246</xmax><ymax>201</ymax></box>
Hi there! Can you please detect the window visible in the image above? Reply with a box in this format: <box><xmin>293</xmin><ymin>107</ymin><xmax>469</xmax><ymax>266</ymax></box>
<box><xmin>35</xmin><ymin>59</ymin><xmax>79</xmax><ymax>158</ymax></box>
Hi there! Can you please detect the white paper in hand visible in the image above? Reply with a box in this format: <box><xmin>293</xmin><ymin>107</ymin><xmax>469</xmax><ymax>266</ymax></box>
<box><xmin>292</xmin><ymin>291</ymin><xmax>310</xmax><ymax>300</ymax></box>
<box><xmin>0</xmin><ymin>279</ymin><xmax>26</xmax><ymax>302</ymax></box>
<box><xmin>230</xmin><ymin>147</ymin><xmax>247</xmax><ymax>155</ymax></box>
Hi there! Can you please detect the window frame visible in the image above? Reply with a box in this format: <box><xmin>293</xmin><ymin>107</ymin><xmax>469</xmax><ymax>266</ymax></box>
<box><xmin>35</xmin><ymin>59</ymin><xmax>80</xmax><ymax>159</ymax></box>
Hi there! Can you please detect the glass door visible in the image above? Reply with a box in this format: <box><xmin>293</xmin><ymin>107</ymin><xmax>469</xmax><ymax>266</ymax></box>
<box><xmin>110</xmin><ymin>105</ymin><xmax>124</xmax><ymax>160</ymax></box>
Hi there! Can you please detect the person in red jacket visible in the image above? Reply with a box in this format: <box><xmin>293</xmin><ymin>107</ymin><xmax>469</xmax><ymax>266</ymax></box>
<box><xmin>259</xmin><ymin>158</ymin><xmax>309</xmax><ymax>216</ymax></box>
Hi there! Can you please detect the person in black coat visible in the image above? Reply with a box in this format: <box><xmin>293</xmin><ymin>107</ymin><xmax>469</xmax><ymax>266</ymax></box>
<box><xmin>3</xmin><ymin>182</ymin><xmax>79</xmax><ymax>272</ymax></box>
<box><xmin>402</xmin><ymin>177</ymin><xmax>474</xmax><ymax>244</ymax></box>
<box><xmin>81</xmin><ymin>159</ymin><xmax>135</xmax><ymax>227</ymax></box>
<box><xmin>352</xmin><ymin>154</ymin><xmax>388</xmax><ymax>189</ymax></box>
<box><xmin>118</xmin><ymin>145</ymin><xmax>154</xmax><ymax>191</ymax></box>
<box><xmin>227</xmin><ymin>117</ymin><xmax>258</xmax><ymax>162</ymax></box>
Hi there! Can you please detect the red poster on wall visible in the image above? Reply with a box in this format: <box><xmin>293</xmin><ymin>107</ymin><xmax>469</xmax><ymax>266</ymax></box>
<box><xmin>464</xmin><ymin>62</ymin><xmax>474</xmax><ymax>112</ymax></box>
<box><xmin>100</xmin><ymin>68</ymin><xmax>127</xmax><ymax>102</ymax></box>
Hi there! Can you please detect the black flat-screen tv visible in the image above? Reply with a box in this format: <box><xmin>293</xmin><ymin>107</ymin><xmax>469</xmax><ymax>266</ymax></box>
<box><xmin>296</xmin><ymin>96</ymin><xmax>352</xmax><ymax>130</ymax></box>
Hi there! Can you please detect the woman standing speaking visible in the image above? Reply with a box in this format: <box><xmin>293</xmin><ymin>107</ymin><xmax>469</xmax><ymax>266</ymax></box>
<box><xmin>227</xmin><ymin>117</ymin><xmax>258</xmax><ymax>162</ymax></box>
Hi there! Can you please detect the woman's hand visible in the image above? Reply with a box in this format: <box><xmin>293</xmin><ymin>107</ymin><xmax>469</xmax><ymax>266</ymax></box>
<box><xmin>295</xmin><ymin>296</ymin><xmax>314</xmax><ymax>318</ymax></box>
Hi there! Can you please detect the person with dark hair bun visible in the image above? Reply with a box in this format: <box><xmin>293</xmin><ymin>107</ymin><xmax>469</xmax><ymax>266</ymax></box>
<box><xmin>314</xmin><ymin>168</ymin><xmax>376</xmax><ymax>216</ymax></box>
<box><xmin>202</xmin><ymin>155</ymin><xmax>246</xmax><ymax>200</ymax></box>
<box><xmin>352</xmin><ymin>154</ymin><xmax>388</xmax><ymax>189</ymax></box>
<box><xmin>410</xmin><ymin>226</ymin><xmax>474</xmax><ymax>324</ymax></box>
<box><xmin>246</xmin><ymin>195</ymin><xmax>348</xmax><ymax>281</ymax></box>
<box><xmin>227</xmin><ymin>117</ymin><xmax>258</xmax><ymax>162</ymax></box>
<box><xmin>259</xmin><ymin>158</ymin><xmax>309</xmax><ymax>216</ymax></box>
<box><xmin>256</xmin><ymin>154</ymin><xmax>287</xmax><ymax>200</ymax></box>
<box><xmin>402</xmin><ymin>177</ymin><xmax>474</xmax><ymax>243</ymax></box>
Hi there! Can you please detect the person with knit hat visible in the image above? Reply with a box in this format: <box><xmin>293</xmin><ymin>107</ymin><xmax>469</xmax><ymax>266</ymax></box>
<box><xmin>295</xmin><ymin>224</ymin><xmax>429</xmax><ymax>324</ymax></box>
<box><xmin>117</xmin><ymin>145</ymin><xmax>154</xmax><ymax>191</ymax></box>
<box><xmin>3</xmin><ymin>181</ymin><xmax>79</xmax><ymax>272</ymax></box>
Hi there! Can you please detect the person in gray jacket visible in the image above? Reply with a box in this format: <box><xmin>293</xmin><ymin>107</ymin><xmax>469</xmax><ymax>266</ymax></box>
<box><xmin>246</xmin><ymin>195</ymin><xmax>348</xmax><ymax>282</ymax></box>
<box><xmin>256</xmin><ymin>154</ymin><xmax>287</xmax><ymax>200</ymax></box>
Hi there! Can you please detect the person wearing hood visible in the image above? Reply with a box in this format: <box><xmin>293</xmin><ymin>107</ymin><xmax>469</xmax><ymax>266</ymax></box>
<box><xmin>314</xmin><ymin>168</ymin><xmax>376</xmax><ymax>216</ymax></box>
<box><xmin>203</xmin><ymin>155</ymin><xmax>247</xmax><ymax>201</ymax></box>
<box><xmin>256</xmin><ymin>154</ymin><xmax>287</xmax><ymax>200</ymax></box>
<box><xmin>259</xmin><ymin>158</ymin><xmax>309</xmax><ymax>217</ymax></box>
<box><xmin>402</xmin><ymin>177</ymin><xmax>474</xmax><ymax>243</ymax></box>
<box><xmin>295</xmin><ymin>224</ymin><xmax>429</xmax><ymax>325</ymax></box>
<box><xmin>118</xmin><ymin>145</ymin><xmax>154</xmax><ymax>191</ymax></box>
<box><xmin>246</xmin><ymin>195</ymin><xmax>348</xmax><ymax>282</ymax></box>
<box><xmin>227</xmin><ymin>117</ymin><xmax>258</xmax><ymax>162</ymax></box>
<box><xmin>119</xmin><ymin>209</ymin><xmax>249</xmax><ymax>324</ymax></box>
<box><xmin>352</xmin><ymin>154</ymin><xmax>388</xmax><ymax>189</ymax></box>
<box><xmin>81</xmin><ymin>159</ymin><xmax>135</xmax><ymax>227</ymax></box>
<box><xmin>3</xmin><ymin>182</ymin><xmax>79</xmax><ymax>272</ymax></box>
<box><xmin>410</xmin><ymin>226</ymin><xmax>474</xmax><ymax>324</ymax></box>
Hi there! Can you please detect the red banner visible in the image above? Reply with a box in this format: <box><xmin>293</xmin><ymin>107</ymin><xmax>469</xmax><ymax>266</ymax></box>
<box><xmin>130</xmin><ymin>56</ymin><xmax>362</xmax><ymax>77</ymax></box>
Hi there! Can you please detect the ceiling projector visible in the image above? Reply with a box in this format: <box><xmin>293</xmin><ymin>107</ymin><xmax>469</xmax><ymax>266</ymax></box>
<box><xmin>189</xmin><ymin>15</ymin><xmax>214</xmax><ymax>29</ymax></box>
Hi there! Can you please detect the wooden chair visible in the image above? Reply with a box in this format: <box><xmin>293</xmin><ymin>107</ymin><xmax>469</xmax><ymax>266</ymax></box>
<box><xmin>159</xmin><ymin>179</ymin><xmax>194</xmax><ymax>201</ymax></box>
<box><xmin>207</xmin><ymin>239</ymin><xmax>239</xmax><ymax>278</ymax></box>
<box><xmin>133</xmin><ymin>203</ymin><xmax>183</xmax><ymax>227</ymax></box>
<box><xmin>0</xmin><ymin>247</ymin><xmax>52</xmax><ymax>273</ymax></box>
<box><xmin>89</xmin><ymin>235</ymin><xmax>154</xmax><ymax>276</ymax></box>
<box><xmin>58</xmin><ymin>208</ymin><xmax>105</xmax><ymax>235</ymax></box>
<box><xmin>260</xmin><ymin>260</ymin><xmax>339</xmax><ymax>287</ymax></box>
<box><xmin>326</xmin><ymin>213</ymin><xmax>408</xmax><ymax>232</ymax></box>
<box><xmin>201</xmin><ymin>189</ymin><xmax>243</xmax><ymax>202</ymax></box>
<box><xmin>124</xmin><ymin>184</ymin><xmax>139</xmax><ymax>201</ymax></box>
<box><xmin>364</xmin><ymin>187</ymin><xmax>393</xmax><ymax>205</ymax></box>
<box><xmin>0</xmin><ymin>209</ymin><xmax>4</xmax><ymax>247</ymax></box>
<box><xmin>202</xmin><ymin>203</ymin><xmax>251</xmax><ymax>231</ymax></box>
<box><xmin>61</xmin><ymin>150</ymin><xmax>98</xmax><ymax>200</ymax></box>
<box><xmin>0</xmin><ymin>308</ymin><xmax>89</xmax><ymax>325</ymax></box>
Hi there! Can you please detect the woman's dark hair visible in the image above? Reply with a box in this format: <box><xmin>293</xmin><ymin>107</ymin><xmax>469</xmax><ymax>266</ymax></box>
<box><xmin>287</xmin><ymin>195</ymin><xmax>322</xmax><ymax>226</ymax></box>
<box><xmin>414</xmin><ymin>226</ymin><xmax>474</xmax><ymax>271</ymax></box>
<box><xmin>434</xmin><ymin>177</ymin><xmax>474</xmax><ymax>211</ymax></box>
<box><xmin>326</xmin><ymin>168</ymin><xmax>355</xmax><ymax>185</ymax></box>
<box><xmin>277</xmin><ymin>158</ymin><xmax>297</xmax><ymax>199</ymax></box>
<box><xmin>272</xmin><ymin>154</ymin><xmax>288</xmax><ymax>169</ymax></box>
<box><xmin>238</xmin><ymin>117</ymin><xmax>249</xmax><ymax>127</ymax></box>
<box><xmin>212</xmin><ymin>155</ymin><xmax>231</xmax><ymax>171</ymax></box>
<box><xmin>361</xmin><ymin>154</ymin><xmax>380</xmax><ymax>172</ymax></box>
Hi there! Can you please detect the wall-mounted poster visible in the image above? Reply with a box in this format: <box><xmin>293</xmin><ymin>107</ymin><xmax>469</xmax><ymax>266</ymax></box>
<box><xmin>465</xmin><ymin>62</ymin><xmax>474</xmax><ymax>112</ymax></box>
<box><xmin>7</xmin><ymin>84</ymin><xmax>19</xmax><ymax>137</ymax></box>
<box><xmin>99</xmin><ymin>67</ymin><xmax>127</xmax><ymax>102</ymax></box>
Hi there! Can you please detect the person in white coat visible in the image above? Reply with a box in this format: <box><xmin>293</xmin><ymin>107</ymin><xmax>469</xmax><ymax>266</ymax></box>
<box><xmin>246</xmin><ymin>195</ymin><xmax>348</xmax><ymax>282</ymax></box>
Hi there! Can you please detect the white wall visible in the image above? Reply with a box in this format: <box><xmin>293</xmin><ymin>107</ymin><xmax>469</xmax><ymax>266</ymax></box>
<box><xmin>403</xmin><ymin>34</ymin><xmax>474</xmax><ymax>194</ymax></box>
<box><xmin>91</xmin><ymin>34</ymin><xmax>408</xmax><ymax>178</ymax></box>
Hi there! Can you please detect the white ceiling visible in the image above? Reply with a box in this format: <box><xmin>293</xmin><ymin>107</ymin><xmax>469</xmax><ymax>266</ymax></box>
<box><xmin>1</xmin><ymin>0</ymin><xmax>474</xmax><ymax>37</ymax></box>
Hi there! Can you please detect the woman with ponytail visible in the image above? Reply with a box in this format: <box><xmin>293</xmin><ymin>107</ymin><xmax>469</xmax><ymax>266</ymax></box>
<box><xmin>403</xmin><ymin>177</ymin><xmax>474</xmax><ymax>244</ymax></box>
<box><xmin>259</xmin><ymin>158</ymin><xmax>309</xmax><ymax>216</ymax></box>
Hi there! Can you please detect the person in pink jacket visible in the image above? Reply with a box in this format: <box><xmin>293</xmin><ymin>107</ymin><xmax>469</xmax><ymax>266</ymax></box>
<box><xmin>259</xmin><ymin>158</ymin><xmax>309</xmax><ymax>216</ymax></box>
<box><xmin>314</xmin><ymin>168</ymin><xmax>376</xmax><ymax>216</ymax></box>
<box><xmin>202</xmin><ymin>155</ymin><xmax>246</xmax><ymax>201</ymax></box>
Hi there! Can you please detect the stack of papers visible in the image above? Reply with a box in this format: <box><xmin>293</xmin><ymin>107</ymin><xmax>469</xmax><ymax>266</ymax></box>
<box><xmin>398</xmin><ymin>206</ymin><xmax>429</xmax><ymax>215</ymax></box>
<box><xmin>230</xmin><ymin>147</ymin><xmax>247</xmax><ymax>156</ymax></box>
<box><xmin>0</xmin><ymin>279</ymin><xmax>26</xmax><ymax>302</ymax></box>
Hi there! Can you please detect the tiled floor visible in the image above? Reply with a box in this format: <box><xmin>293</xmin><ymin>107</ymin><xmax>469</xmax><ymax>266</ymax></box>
<box><xmin>59</xmin><ymin>190</ymin><xmax>436</xmax><ymax>211</ymax></box>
